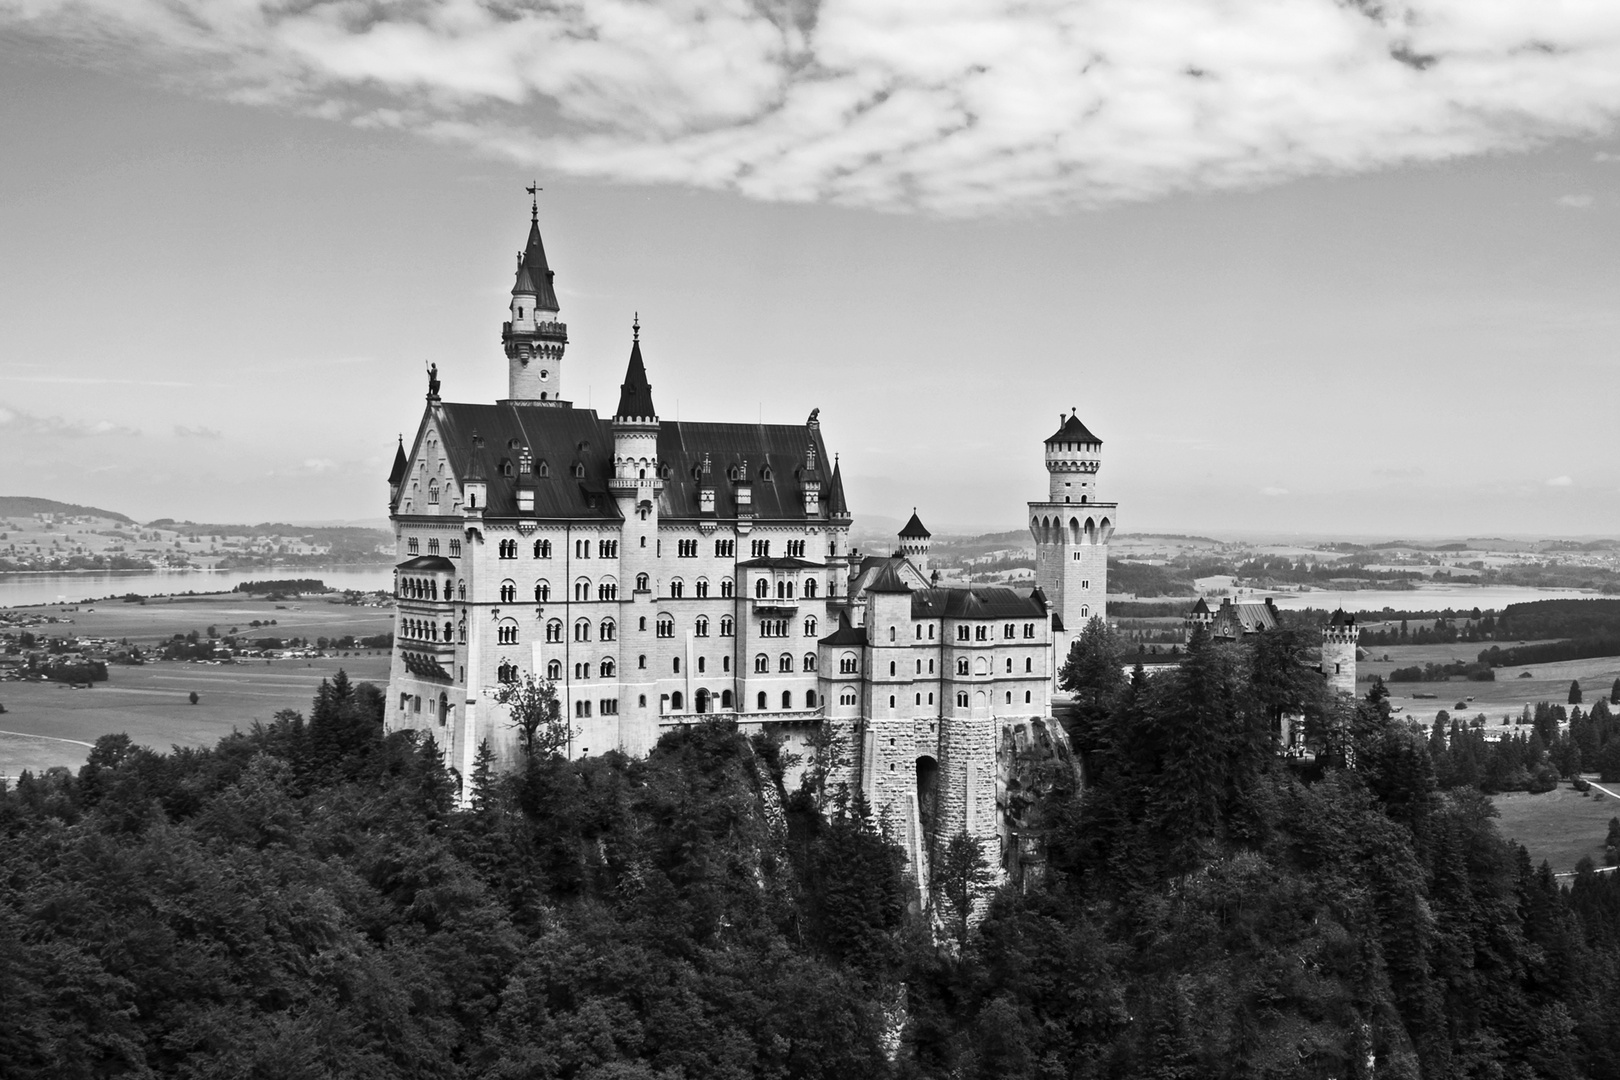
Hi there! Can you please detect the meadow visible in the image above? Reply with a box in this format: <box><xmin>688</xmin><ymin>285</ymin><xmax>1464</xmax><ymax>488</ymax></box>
<box><xmin>1491</xmin><ymin>783</ymin><xmax>1619</xmax><ymax>874</ymax></box>
<box><xmin>1</xmin><ymin>593</ymin><xmax>393</xmax><ymax>778</ymax></box>
<box><xmin>1359</xmin><ymin>642</ymin><xmax>1620</xmax><ymax>727</ymax></box>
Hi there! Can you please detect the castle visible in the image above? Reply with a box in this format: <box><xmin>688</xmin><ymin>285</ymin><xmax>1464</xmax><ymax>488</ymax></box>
<box><xmin>385</xmin><ymin>202</ymin><xmax>1111</xmax><ymax>873</ymax></box>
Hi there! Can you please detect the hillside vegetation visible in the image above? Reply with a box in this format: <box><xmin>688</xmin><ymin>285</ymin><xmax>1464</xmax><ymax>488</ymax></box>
<box><xmin>8</xmin><ymin>647</ymin><xmax>1620</xmax><ymax>1076</ymax></box>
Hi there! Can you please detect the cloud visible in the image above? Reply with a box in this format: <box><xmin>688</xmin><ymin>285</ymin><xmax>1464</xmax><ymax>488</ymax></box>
<box><xmin>1547</xmin><ymin>475</ymin><xmax>1574</xmax><ymax>486</ymax></box>
<box><xmin>0</xmin><ymin>404</ymin><xmax>141</xmax><ymax>438</ymax></box>
<box><xmin>1375</xmin><ymin>465</ymin><xmax>1424</xmax><ymax>478</ymax></box>
<box><xmin>1596</xmin><ymin>151</ymin><xmax>1620</xmax><ymax>161</ymax></box>
<box><xmin>1559</xmin><ymin>194</ymin><xmax>1595</xmax><ymax>207</ymax></box>
<box><xmin>174</xmin><ymin>424</ymin><xmax>222</xmax><ymax>439</ymax></box>
<box><xmin>7</xmin><ymin>1</ymin><xmax>1620</xmax><ymax>214</ymax></box>
<box><xmin>1260</xmin><ymin>486</ymin><xmax>1289</xmax><ymax>497</ymax></box>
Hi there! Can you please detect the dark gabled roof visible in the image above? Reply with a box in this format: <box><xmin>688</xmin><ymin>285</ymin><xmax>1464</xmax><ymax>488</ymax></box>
<box><xmin>512</xmin><ymin>216</ymin><xmax>560</xmax><ymax>311</ymax></box>
<box><xmin>866</xmin><ymin>562</ymin><xmax>913</xmax><ymax>593</ymax></box>
<box><xmin>396</xmin><ymin>555</ymin><xmax>457</xmax><ymax>572</ymax></box>
<box><xmin>427</xmin><ymin>402</ymin><xmax>837</xmax><ymax>522</ymax></box>
<box><xmin>909</xmin><ymin>586</ymin><xmax>1046</xmax><ymax>620</ymax></box>
<box><xmin>1190</xmin><ymin>597</ymin><xmax>1211</xmax><ymax>615</ymax></box>
<box><xmin>1329</xmin><ymin>608</ymin><xmax>1355</xmax><ymax>627</ymax></box>
<box><xmin>739</xmin><ymin>556</ymin><xmax>826</xmax><ymax>569</ymax></box>
<box><xmin>1045</xmin><ymin>411</ymin><xmax>1102</xmax><ymax>446</ymax></box>
<box><xmin>899</xmin><ymin>510</ymin><xmax>930</xmax><ymax>539</ymax></box>
<box><xmin>388</xmin><ymin>437</ymin><xmax>408</xmax><ymax>485</ymax></box>
<box><xmin>614</xmin><ymin>337</ymin><xmax>657</xmax><ymax>419</ymax></box>
<box><xmin>820</xmin><ymin>614</ymin><xmax>868</xmax><ymax>647</ymax></box>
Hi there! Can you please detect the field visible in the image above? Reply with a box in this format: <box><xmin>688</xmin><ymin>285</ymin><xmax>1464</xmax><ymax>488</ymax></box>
<box><xmin>1</xmin><ymin>594</ymin><xmax>394</xmax><ymax>779</ymax></box>
<box><xmin>1492</xmin><ymin>783</ymin><xmax>1620</xmax><ymax>874</ymax></box>
<box><xmin>1359</xmin><ymin>642</ymin><xmax>1620</xmax><ymax>727</ymax></box>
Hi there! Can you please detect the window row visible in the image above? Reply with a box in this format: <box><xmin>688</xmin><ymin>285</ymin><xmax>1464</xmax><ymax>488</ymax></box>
<box><xmin>752</xmin><ymin>577</ymin><xmax>819</xmax><ymax>599</ymax></box>
<box><xmin>574</xmin><ymin>698</ymin><xmax>619</xmax><ymax>717</ymax></box>
<box><xmin>752</xmin><ymin>653</ymin><xmax>818</xmax><ymax>673</ymax></box>
<box><xmin>401</xmin><ymin>617</ymin><xmax>456</xmax><ymax>643</ymax></box>
<box><xmin>399</xmin><ymin>576</ymin><xmax>447</xmax><ymax>601</ymax></box>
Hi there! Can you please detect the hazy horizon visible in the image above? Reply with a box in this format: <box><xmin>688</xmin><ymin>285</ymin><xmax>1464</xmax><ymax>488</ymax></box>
<box><xmin>2</xmin><ymin>3</ymin><xmax>1618</xmax><ymax>536</ymax></box>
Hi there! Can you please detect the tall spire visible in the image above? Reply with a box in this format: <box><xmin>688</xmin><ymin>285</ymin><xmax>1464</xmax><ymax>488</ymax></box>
<box><xmin>511</xmin><ymin>193</ymin><xmax>559</xmax><ymax>312</ymax></box>
<box><xmin>388</xmin><ymin>435</ymin><xmax>408</xmax><ymax>486</ymax></box>
<box><xmin>614</xmin><ymin>318</ymin><xmax>657</xmax><ymax>420</ymax></box>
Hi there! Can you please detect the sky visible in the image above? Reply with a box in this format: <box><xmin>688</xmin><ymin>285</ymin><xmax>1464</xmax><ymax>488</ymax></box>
<box><xmin>0</xmin><ymin>0</ymin><xmax>1618</xmax><ymax>538</ymax></box>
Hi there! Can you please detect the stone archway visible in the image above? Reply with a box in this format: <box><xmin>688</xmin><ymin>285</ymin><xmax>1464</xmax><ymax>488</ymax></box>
<box><xmin>695</xmin><ymin>688</ymin><xmax>710</xmax><ymax>714</ymax></box>
<box><xmin>916</xmin><ymin>755</ymin><xmax>940</xmax><ymax>847</ymax></box>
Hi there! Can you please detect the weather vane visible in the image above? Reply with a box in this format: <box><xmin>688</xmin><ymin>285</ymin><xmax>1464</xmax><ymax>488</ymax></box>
<box><xmin>526</xmin><ymin>181</ymin><xmax>541</xmax><ymax>220</ymax></box>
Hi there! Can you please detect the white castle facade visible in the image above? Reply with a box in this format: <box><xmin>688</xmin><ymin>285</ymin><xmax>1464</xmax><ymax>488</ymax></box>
<box><xmin>385</xmin><ymin>204</ymin><xmax>1115</xmax><ymax>869</ymax></box>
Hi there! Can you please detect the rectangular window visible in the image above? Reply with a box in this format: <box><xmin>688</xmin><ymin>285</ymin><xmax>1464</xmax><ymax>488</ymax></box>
<box><xmin>599</xmin><ymin>540</ymin><xmax>618</xmax><ymax>558</ymax></box>
<box><xmin>449</xmin><ymin>539</ymin><xmax>462</xmax><ymax>557</ymax></box>
<box><xmin>600</xmin><ymin>698</ymin><xmax>619</xmax><ymax>715</ymax></box>
<box><xmin>407</xmin><ymin>538</ymin><xmax>419</xmax><ymax>554</ymax></box>
<box><xmin>678</xmin><ymin>539</ymin><xmax>697</xmax><ymax>558</ymax></box>
<box><xmin>427</xmin><ymin>538</ymin><xmax>440</xmax><ymax>555</ymax></box>
<box><xmin>956</xmin><ymin>626</ymin><xmax>969</xmax><ymax>641</ymax></box>
<box><xmin>714</xmin><ymin>539</ymin><xmax>734</xmax><ymax>558</ymax></box>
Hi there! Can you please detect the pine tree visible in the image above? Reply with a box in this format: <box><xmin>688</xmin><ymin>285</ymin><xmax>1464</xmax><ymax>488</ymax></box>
<box><xmin>469</xmin><ymin>738</ymin><xmax>497</xmax><ymax>815</ymax></box>
<box><xmin>1611</xmin><ymin>677</ymin><xmax>1620</xmax><ymax>705</ymax></box>
<box><xmin>1570</xmin><ymin>680</ymin><xmax>1584</xmax><ymax>706</ymax></box>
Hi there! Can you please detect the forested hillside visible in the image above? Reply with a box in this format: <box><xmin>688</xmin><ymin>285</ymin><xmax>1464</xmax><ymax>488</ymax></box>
<box><xmin>7</xmin><ymin>644</ymin><xmax>1620</xmax><ymax>1076</ymax></box>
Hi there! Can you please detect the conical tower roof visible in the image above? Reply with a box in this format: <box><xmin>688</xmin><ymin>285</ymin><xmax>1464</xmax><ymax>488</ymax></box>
<box><xmin>828</xmin><ymin>457</ymin><xmax>850</xmax><ymax>518</ymax></box>
<box><xmin>387</xmin><ymin>437</ymin><xmax>408</xmax><ymax>485</ymax></box>
<box><xmin>614</xmin><ymin>323</ymin><xmax>657</xmax><ymax>420</ymax></box>
<box><xmin>1045</xmin><ymin>410</ymin><xmax>1102</xmax><ymax>445</ymax></box>
<box><xmin>899</xmin><ymin>509</ymin><xmax>931</xmax><ymax>539</ymax></box>
<box><xmin>512</xmin><ymin>214</ymin><xmax>560</xmax><ymax>312</ymax></box>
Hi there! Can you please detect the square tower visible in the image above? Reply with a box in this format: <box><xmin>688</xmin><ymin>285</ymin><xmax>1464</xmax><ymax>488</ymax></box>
<box><xmin>1030</xmin><ymin>410</ymin><xmax>1116</xmax><ymax>643</ymax></box>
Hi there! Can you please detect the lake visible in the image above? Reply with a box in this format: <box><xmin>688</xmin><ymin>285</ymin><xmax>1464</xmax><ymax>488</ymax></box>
<box><xmin>0</xmin><ymin>566</ymin><xmax>396</xmax><ymax>609</ymax></box>
<box><xmin>1260</xmin><ymin>584</ymin><xmax>1606</xmax><ymax>615</ymax></box>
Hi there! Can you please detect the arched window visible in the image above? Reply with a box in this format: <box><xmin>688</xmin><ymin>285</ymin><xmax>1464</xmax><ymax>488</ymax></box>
<box><xmin>840</xmin><ymin>653</ymin><xmax>858</xmax><ymax>674</ymax></box>
<box><xmin>720</xmin><ymin>616</ymin><xmax>734</xmax><ymax>637</ymax></box>
<box><xmin>537</xmin><ymin>462</ymin><xmax>550</xmax><ymax>478</ymax></box>
<box><xmin>804</xmin><ymin>578</ymin><xmax>817</xmax><ymax>599</ymax></box>
<box><xmin>803</xmin><ymin>653</ymin><xmax>816</xmax><ymax>672</ymax></box>
<box><xmin>754</xmin><ymin>654</ymin><xmax>769</xmax><ymax>674</ymax></box>
<box><xmin>697</xmin><ymin>656</ymin><xmax>706</xmax><ymax>673</ymax></box>
<box><xmin>781</xmin><ymin>690</ymin><xmax>792</xmax><ymax>709</ymax></box>
<box><xmin>669</xmin><ymin>578</ymin><xmax>684</xmax><ymax>599</ymax></box>
<box><xmin>889</xmin><ymin>627</ymin><xmax>896</xmax><ymax>642</ymax></box>
<box><xmin>636</xmin><ymin>573</ymin><xmax>650</xmax><ymax>592</ymax></box>
<box><xmin>695</xmin><ymin>616</ymin><xmax>709</xmax><ymax>637</ymax></box>
<box><xmin>889</xmin><ymin>661</ymin><xmax>896</xmax><ymax>676</ymax></box>
<box><xmin>956</xmin><ymin>657</ymin><xmax>969</xmax><ymax>675</ymax></box>
<box><xmin>1025</xmin><ymin>657</ymin><xmax>1033</xmax><ymax>672</ymax></box>
<box><xmin>975</xmin><ymin>657</ymin><xmax>988</xmax><ymax>676</ymax></box>
<box><xmin>574</xmin><ymin>619</ymin><xmax>591</xmax><ymax>642</ymax></box>
<box><xmin>721</xmin><ymin>689</ymin><xmax>733</xmax><ymax>709</ymax></box>
<box><xmin>1006</xmin><ymin>691</ymin><xmax>1013</xmax><ymax>704</ymax></box>
<box><xmin>720</xmin><ymin>578</ymin><xmax>734</xmax><ymax>598</ymax></box>
<box><xmin>840</xmin><ymin>689</ymin><xmax>856</xmax><ymax>706</ymax></box>
<box><xmin>546</xmin><ymin>659</ymin><xmax>561</xmax><ymax>680</ymax></box>
<box><xmin>755</xmin><ymin>578</ymin><xmax>769</xmax><ymax>599</ymax></box>
<box><xmin>458</xmin><ymin>619</ymin><xmax>466</xmax><ymax>643</ymax></box>
<box><xmin>458</xmin><ymin>581</ymin><xmax>466</xmax><ymax>600</ymax></box>
<box><xmin>638</xmin><ymin>654</ymin><xmax>647</xmax><ymax>669</ymax></box>
<box><xmin>600</xmin><ymin>619</ymin><xmax>616</xmax><ymax>641</ymax></box>
<box><xmin>499</xmin><ymin>580</ymin><xmax>516</xmax><ymax>604</ymax></box>
<box><xmin>956</xmin><ymin>691</ymin><xmax>969</xmax><ymax>707</ymax></box>
<box><xmin>806</xmin><ymin>689</ymin><xmax>817</xmax><ymax>708</ymax></box>
<box><xmin>803</xmin><ymin>616</ymin><xmax>817</xmax><ymax>636</ymax></box>
<box><xmin>574</xmin><ymin>578</ymin><xmax>591</xmax><ymax>601</ymax></box>
<box><xmin>546</xmin><ymin>619</ymin><xmax>563</xmax><ymax>643</ymax></box>
<box><xmin>601</xmin><ymin>659</ymin><xmax>616</xmax><ymax>678</ymax></box>
<box><xmin>597</xmin><ymin>580</ymin><xmax>618</xmax><ymax>601</ymax></box>
<box><xmin>1025</xmin><ymin>690</ymin><xmax>1032</xmax><ymax>703</ymax></box>
<box><xmin>779</xmin><ymin>653</ymin><xmax>793</xmax><ymax>673</ymax></box>
<box><xmin>776</xmin><ymin>580</ymin><xmax>786</xmax><ymax>600</ymax></box>
<box><xmin>534</xmin><ymin>539</ymin><xmax>551</xmax><ymax>558</ymax></box>
<box><xmin>671</xmin><ymin>691</ymin><xmax>684</xmax><ymax>711</ymax></box>
<box><xmin>656</xmin><ymin>616</ymin><xmax>674</xmax><ymax>638</ymax></box>
<box><xmin>534</xmin><ymin>580</ymin><xmax>550</xmax><ymax>602</ymax></box>
<box><xmin>757</xmin><ymin>691</ymin><xmax>768</xmax><ymax>710</ymax></box>
<box><xmin>722</xmin><ymin>656</ymin><xmax>731</xmax><ymax>672</ymax></box>
<box><xmin>695</xmin><ymin>578</ymin><xmax>709</xmax><ymax>598</ymax></box>
<box><xmin>497</xmin><ymin>619</ymin><xmax>519</xmax><ymax>645</ymax></box>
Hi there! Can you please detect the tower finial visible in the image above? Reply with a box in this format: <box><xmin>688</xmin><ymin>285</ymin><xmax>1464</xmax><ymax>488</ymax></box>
<box><xmin>526</xmin><ymin>181</ymin><xmax>541</xmax><ymax>222</ymax></box>
<box><xmin>633</xmin><ymin>312</ymin><xmax>640</xmax><ymax>341</ymax></box>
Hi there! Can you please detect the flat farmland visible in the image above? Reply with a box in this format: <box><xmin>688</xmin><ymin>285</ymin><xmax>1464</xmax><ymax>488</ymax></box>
<box><xmin>0</xmin><ymin>652</ymin><xmax>392</xmax><ymax>777</ymax></box>
<box><xmin>12</xmin><ymin>592</ymin><xmax>393</xmax><ymax>643</ymax></box>
<box><xmin>1359</xmin><ymin>642</ymin><xmax>1620</xmax><ymax>724</ymax></box>
<box><xmin>1493</xmin><ymin>783</ymin><xmax>1620</xmax><ymax>874</ymax></box>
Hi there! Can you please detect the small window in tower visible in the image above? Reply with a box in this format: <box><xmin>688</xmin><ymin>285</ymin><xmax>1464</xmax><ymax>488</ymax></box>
<box><xmin>518</xmin><ymin>306</ymin><xmax>524</xmax><ymax>318</ymax></box>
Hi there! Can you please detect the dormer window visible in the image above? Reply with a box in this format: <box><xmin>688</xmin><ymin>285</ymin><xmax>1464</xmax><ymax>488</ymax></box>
<box><xmin>502</xmin><ymin>460</ymin><xmax>514</xmax><ymax>478</ymax></box>
<box><xmin>572</xmin><ymin>462</ymin><xmax>585</xmax><ymax>479</ymax></box>
<box><xmin>537</xmin><ymin>460</ymin><xmax>549</xmax><ymax>478</ymax></box>
<box><xmin>760</xmin><ymin>465</ymin><xmax>772</xmax><ymax>480</ymax></box>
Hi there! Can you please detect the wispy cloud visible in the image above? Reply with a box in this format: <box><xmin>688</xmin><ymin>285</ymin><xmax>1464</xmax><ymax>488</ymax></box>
<box><xmin>1260</xmin><ymin>486</ymin><xmax>1289</xmax><ymax>497</ymax></box>
<box><xmin>1559</xmin><ymin>194</ymin><xmax>1595</xmax><ymax>208</ymax></box>
<box><xmin>0</xmin><ymin>404</ymin><xmax>140</xmax><ymax>438</ymax></box>
<box><xmin>174</xmin><ymin>424</ymin><xmax>222</xmax><ymax>439</ymax></box>
<box><xmin>1547</xmin><ymin>475</ymin><xmax>1574</xmax><ymax>486</ymax></box>
<box><xmin>6</xmin><ymin>0</ymin><xmax>1620</xmax><ymax>214</ymax></box>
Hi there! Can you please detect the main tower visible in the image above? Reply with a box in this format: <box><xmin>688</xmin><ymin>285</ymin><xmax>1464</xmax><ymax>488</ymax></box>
<box><xmin>1030</xmin><ymin>409</ymin><xmax>1116</xmax><ymax>651</ymax></box>
<box><xmin>501</xmin><ymin>191</ymin><xmax>569</xmax><ymax>405</ymax></box>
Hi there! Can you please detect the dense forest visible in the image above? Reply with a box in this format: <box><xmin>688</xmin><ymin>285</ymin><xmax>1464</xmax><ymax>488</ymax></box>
<box><xmin>11</xmin><ymin>635</ymin><xmax>1620</xmax><ymax>1076</ymax></box>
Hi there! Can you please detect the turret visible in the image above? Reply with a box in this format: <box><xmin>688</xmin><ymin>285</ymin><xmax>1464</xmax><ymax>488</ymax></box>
<box><xmin>609</xmin><ymin>317</ymin><xmax>663</xmax><ymax>756</ymax></box>
<box><xmin>388</xmin><ymin>436</ymin><xmax>408</xmax><ymax>508</ymax></box>
<box><xmin>1322</xmin><ymin>610</ymin><xmax>1359</xmax><ymax>696</ymax></box>
<box><xmin>800</xmin><ymin>412</ymin><xmax>823</xmax><ymax>518</ymax></box>
<box><xmin>1044</xmin><ymin>408</ymin><xmax>1102</xmax><ymax>504</ymax></box>
<box><xmin>501</xmin><ymin>194</ymin><xmax>569</xmax><ymax>405</ymax></box>
<box><xmin>898</xmin><ymin>509</ymin><xmax>931</xmax><ymax>576</ymax></box>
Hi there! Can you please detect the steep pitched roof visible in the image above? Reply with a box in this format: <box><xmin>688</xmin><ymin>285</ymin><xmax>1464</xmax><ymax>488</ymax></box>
<box><xmin>827</xmin><ymin>457</ymin><xmax>850</xmax><ymax>519</ymax></box>
<box><xmin>819</xmin><ymin>613</ymin><xmax>868</xmax><ymax>647</ymax></box>
<box><xmin>899</xmin><ymin>510</ymin><xmax>931</xmax><ymax>539</ymax></box>
<box><xmin>388</xmin><ymin>437</ymin><xmax>408</xmax><ymax>485</ymax></box>
<box><xmin>866</xmin><ymin>561</ymin><xmax>913</xmax><ymax>593</ymax></box>
<box><xmin>909</xmin><ymin>586</ymin><xmax>1046</xmax><ymax>620</ymax></box>
<box><xmin>614</xmin><ymin>337</ymin><xmax>657</xmax><ymax>419</ymax></box>
<box><xmin>1329</xmin><ymin>608</ymin><xmax>1355</xmax><ymax>627</ymax></box>
<box><xmin>511</xmin><ymin>216</ymin><xmax>560</xmax><ymax>311</ymax></box>
<box><xmin>426</xmin><ymin>402</ymin><xmax>840</xmax><ymax>522</ymax></box>
<box><xmin>1190</xmin><ymin>597</ymin><xmax>1211</xmax><ymax>615</ymax></box>
<box><xmin>1045</xmin><ymin>411</ymin><xmax>1102</xmax><ymax>446</ymax></box>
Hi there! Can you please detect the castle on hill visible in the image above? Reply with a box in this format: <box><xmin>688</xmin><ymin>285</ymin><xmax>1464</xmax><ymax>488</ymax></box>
<box><xmin>384</xmin><ymin>200</ymin><xmax>1117</xmax><ymax>872</ymax></box>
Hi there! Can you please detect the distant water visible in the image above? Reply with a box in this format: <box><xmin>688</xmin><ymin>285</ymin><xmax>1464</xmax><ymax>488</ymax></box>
<box><xmin>0</xmin><ymin>566</ymin><xmax>395</xmax><ymax>609</ymax></box>
<box><xmin>1261</xmin><ymin>584</ymin><xmax>1606</xmax><ymax>614</ymax></box>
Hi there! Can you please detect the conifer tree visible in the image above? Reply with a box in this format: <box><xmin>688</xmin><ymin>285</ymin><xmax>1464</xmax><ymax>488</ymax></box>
<box><xmin>1570</xmin><ymin>679</ymin><xmax>1584</xmax><ymax>706</ymax></box>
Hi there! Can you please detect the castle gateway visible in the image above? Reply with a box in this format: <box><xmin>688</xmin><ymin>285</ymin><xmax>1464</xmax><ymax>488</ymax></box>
<box><xmin>385</xmin><ymin>203</ymin><xmax>1114</xmax><ymax>871</ymax></box>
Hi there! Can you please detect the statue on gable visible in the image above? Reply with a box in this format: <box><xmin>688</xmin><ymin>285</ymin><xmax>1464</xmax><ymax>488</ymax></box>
<box><xmin>426</xmin><ymin>362</ymin><xmax>441</xmax><ymax>400</ymax></box>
